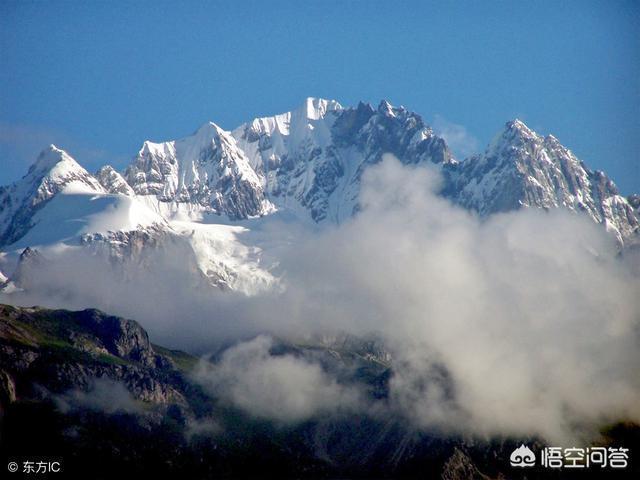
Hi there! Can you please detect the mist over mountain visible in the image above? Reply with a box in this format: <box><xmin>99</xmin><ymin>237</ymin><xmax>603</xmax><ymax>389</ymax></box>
<box><xmin>1</xmin><ymin>99</ymin><xmax>639</xmax><ymax>458</ymax></box>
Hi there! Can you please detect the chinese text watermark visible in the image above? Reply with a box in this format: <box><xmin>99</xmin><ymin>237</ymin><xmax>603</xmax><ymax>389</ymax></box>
<box><xmin>510</xmin><ymin>444</ymin><xmax>629</xmax><ymax>470</ymax></box>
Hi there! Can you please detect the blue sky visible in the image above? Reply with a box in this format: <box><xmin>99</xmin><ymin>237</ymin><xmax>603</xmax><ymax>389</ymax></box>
<box><xmin>1</xmin><ymin>0</ymin><xmax>638</xmax><ymax>193</ymax></box>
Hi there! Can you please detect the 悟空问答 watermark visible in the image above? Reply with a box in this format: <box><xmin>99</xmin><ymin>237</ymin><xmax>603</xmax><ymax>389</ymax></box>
<box><xmin>510</xmin><ymin>444</ymin><xmax>629</xmax><ymax>470</ymax></box>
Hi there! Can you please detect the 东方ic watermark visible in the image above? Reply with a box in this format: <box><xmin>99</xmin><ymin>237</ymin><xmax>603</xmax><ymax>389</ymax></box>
<box><xmin>7</xmin><ymin>459</ymin><xmax>62</xmax><ymax>474</ymax></box>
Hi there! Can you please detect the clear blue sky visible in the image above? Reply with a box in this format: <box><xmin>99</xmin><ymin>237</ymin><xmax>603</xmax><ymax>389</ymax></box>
<box><xmin>1</xmin><ymin>0</ymin><xmax>638</xmax><ymax>193</ymax></box>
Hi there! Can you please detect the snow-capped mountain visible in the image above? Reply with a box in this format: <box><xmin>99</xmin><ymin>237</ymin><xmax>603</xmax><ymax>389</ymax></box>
<box><xmin>444</xmin><ymin>119</ymin><xmax>639</xmax><ymax>245</ymax></box>
<box><xmin>124</xmin><ymin>122</ymin><xmax>273</xmax><ymax>220</ymax></box>
<box><xmin>121</xmin><ymin>98</ymin><xmax>453</xmax><ymax>224</ymax></box>
<box><xmin>0</xmin><ymin>145</ymin><xmax>275</xmax><ymax>295</ymax></box>
<box><xmin>233</xmin><ymin>98</ymin><xmax>453</xmax><ymax>222</ymax></box>
<box><xmin>0</xmin><ymin>145</ymin><xmax>106</xmax><ymax>247</ymax></box>
<box><xmin>0</xmin><ymin>98</ymin><xmax>638</xmax><ymax>299</ymax></box>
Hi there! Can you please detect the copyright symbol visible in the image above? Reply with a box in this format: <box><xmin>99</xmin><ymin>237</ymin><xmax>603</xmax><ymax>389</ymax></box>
<box><xmin>7</xmin><ymin>461</ymin><xmax>19</xmax><ymax>473</ymax></box>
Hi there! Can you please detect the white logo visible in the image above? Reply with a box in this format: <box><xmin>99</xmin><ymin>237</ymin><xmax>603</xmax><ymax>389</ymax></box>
<box><xmin>510</xmin><ymin>444</ymin><xmax>536</xmax><ymax>467</ymax></box>
<box><xmin>509</xmin><ymin>445</ymin><xmax>629</xmax><ymax>469</ymax></box>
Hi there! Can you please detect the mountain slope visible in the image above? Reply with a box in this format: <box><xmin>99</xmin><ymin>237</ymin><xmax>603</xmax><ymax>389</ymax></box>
<box><xmin>232</xmin><ymin>98</ymin><xmax>454</xmax><ymax>222</ymax></box>
<box><xmin>96</xmin><ymin>165</ymin><xmax>135</xmax><ymax>196</ymax></box>
<box><xmin>0</xmin><ymin>99</ymin><xmax>637</xmax><ymax>300</ymax></box>
<box><xmin>8</xmin><ymin>190</ymin><xmax>168</xmax><ymax>250</ymax></box>
<box><xmin>0</xmin><ymin>145</ymin><xmax>106</xmax><ymax>247</ymax></box>
<box><xmin>0</xmin><ymin>304</ymin><xmax>502</xmax><ymax>479</ymax></box>
<box><xmin>124</xmin><ymin>122</ymin><xmax>273</xmax><ymax>220</ymax></box>
<box><xmin>0</xmin><ymin>145</ymin><xmax>276</xmax><ymax>296</ymax></box>
<box><xmin>122</xmin><ymin>98</ymin><xmax>634</xmax><ymax>242</ymax></box>
<box><xmin>445</xmin><ymin>120</ymin><xmax>639</xmax><ymax>245</ymax></box>
<box><xmin>2</xmin><ymin>304</ymin><xmax>637</xmax><ymax>479</ymax></box>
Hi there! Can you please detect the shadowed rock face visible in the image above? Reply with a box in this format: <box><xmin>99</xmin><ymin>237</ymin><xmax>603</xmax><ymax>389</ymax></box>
<box><xmin>444</xmin><ymin>120</ymin><xmax>639</xmax><ymax>245</ymax></box>
<box><xmin>0</xmin><ymin>304</ymin><xmax>191</xmax><ymax>406</ymax></box>
<box><xmin>1</xmin><ymin>100</ymin><xmax>638</xmax><ymax>256</ymax></box>
<box><xmin>0</xmin><ymin>304</ymin><xmax>638</xmax><ymax>478</ymax></box>
<box><xmin>232</xmin><ymin>101</ymin><xmax>638</xmax><ymax>243</ymax></box>
<box><xmin>95</xmin><ymin>165</ymin><xmax>134</xmax><ymax>196</ymax></box>
<box><xmin>232</xmin><ymin>99</ymin><xmax>454</xmax><ymax>223</ymax></box>
<box><xmin>441</xmin><ymin>448</ymin><xmax>492</xmax><ymax>480</ymax></box>
<box><xmin>8</xmin><ymin>247</ymin><xmax>46</xmax><ymax>290</ymax></box>
<box><xmin>72</xmin><ymin>309</ymin><xmax>156</xmax><ymax>367</ymax></box>
<box><xmin>124</xmin><ymin>122</ymin><xmax>273</xmax><ymax>220</ymax></box>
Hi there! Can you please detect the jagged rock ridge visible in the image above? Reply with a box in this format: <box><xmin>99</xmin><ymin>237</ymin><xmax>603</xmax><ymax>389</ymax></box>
<box><xmin>124</xmin><ymin>122</ymin><xmax>273</xmax><ymax>220</ymax></box>
<box><xmin>444</xmin><ymin>119</ymin><xmax>638</xmax><ymax>244</ymax></box>
<box><xmin>0</xmin><ymin>99</ymin><xmax>637</xmax><ymax>299</ymax></box>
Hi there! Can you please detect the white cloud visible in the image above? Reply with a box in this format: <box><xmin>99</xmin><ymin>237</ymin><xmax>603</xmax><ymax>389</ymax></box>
<box><xmin>432</xmin><ymin>115</ymin><xmax>480</xmax><ymax>159</ymax></box>
<box><xmin>3</xmin><ymin>155</ymin><xmax>639</xmax><ymax>443</ymax></box>
<box><xmin>194</xmin><ymin>336</ymin><xmax>363</xmax><ymax>423</ymax></box>
<box><xmin>265</xmin><ymin>156</ymin><xmax>640</xmax><ymax>442</ymax></box>
<box><xmin>55</xmin><ymin>378</ymin><xmax>140</xmax><ymax>414</ymax></box>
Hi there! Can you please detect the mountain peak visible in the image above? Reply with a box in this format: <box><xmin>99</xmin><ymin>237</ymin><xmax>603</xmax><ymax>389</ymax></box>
<box><xmin>486</xmin><ymin>119</ymin><xmax>539</xmax><ymax>155</ymax></box>
<box><xmin>377</xmin><ymin>99</ymin><xmax>395</xmax><ymax>115</ymax></box>
<box><xmin>31</xmin><ymin>144</ymin><xmax>67</xmax><ymax>168</ymax></box>
<box><xmin>544</xmin><ymin>133</ymin><xmax>562</xmax><ymax>147</ymax></box>
<box><xmin>27</xmin><ymin>144</ymin><xmax>86</xmax><ymax>180</ymax></box>
<box><xmin>504</xmin><ymin>118</ymin><xmax>537</xmax><ymax>138</ymax></box>
<box><xmin>193</xmin><ymin>121</ymin><xmax>226</xmax><ymax>137</ymax></box>
<box><xmin>0</xmin><ymin>145</ymin><xmax>106</xmax><ymax>247</ymax></box>
<box><xmin>295</xmin><ymin>97</ymin><xmax>342</xmax><ymax>120</ymax></box>
<box><xmin>137</xmin><ymin>121</ymin><xmax>229</xmax><ymax>158</ymax></box>
<box><xmin>126</xmin><ymin>117</ymin><xmax>271</xmax><ymax>219</ymax></box>
<box><xmin>451</xmin><ymin>117</ymin><xmax>639</xmax><ymax>245</ymax></box>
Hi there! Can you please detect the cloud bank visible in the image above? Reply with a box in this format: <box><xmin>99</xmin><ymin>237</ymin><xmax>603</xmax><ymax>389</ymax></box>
<box><xmin>194</xmin><ymin>335</ymin><xmax>362</xmax><ymax>423</ymax></box>
<box><xmin>54</xmin><ymin>378</ymin><xmax>140</xmax><ymax>415</ymax></box>
<box><xmin>2</xmin><ymin>155</ymin><xmax>639</xmax><ymax>443</ymax></box>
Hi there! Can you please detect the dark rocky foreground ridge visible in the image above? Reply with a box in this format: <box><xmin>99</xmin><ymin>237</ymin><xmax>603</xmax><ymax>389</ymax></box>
<box><xmin>0</xmin><ymin>304</ymin><xmax>637</xmax><ymax>479</ymax></box>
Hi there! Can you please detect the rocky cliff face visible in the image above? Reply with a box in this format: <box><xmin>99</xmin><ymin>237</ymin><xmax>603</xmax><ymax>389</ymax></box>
<box><xmin>445</xmin><ymin>120</ymin><xmax>639</xmax><ymax>245</ymax></box>
<box><xmin>0</xmin><ymin>304</ymin><xmax>194</xmax><ymax>407</ymax></box>
<box><xmin>0</xmin><ymin>304</ymin><xmax>637</xmax><ymax>479</ymax></box>
<box><xmin>232</xmin><ymin>98</ymin><xmax>454</xmax><ymax>222</ymax></box>
<box><xmin>6</xmin><ymin>246</ymin><xmax>46</xmax><ymax>291</ymax></box>
<box><xmin>0</xmin><ymin>99</ymin><xmax>638</xmax><ymax>300</ymax></box>
<box><xmin>95</xmin><ymin>165</ymin><xmax>135</xmax><ymax>196</ymax></box>
<box><xmin>120</xmin><ymin>98</ymin><xmax>640</xmax><ymax>242</ymax></box>
<box><xmin>124</xmin><ymin>122</ymin><xmax>273</xmax><ymax>220</ymax></box>
<box><xmin>441</xmin><ymin>448</ymin><xmax>494</xmax><ymax>480</ymax></box>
